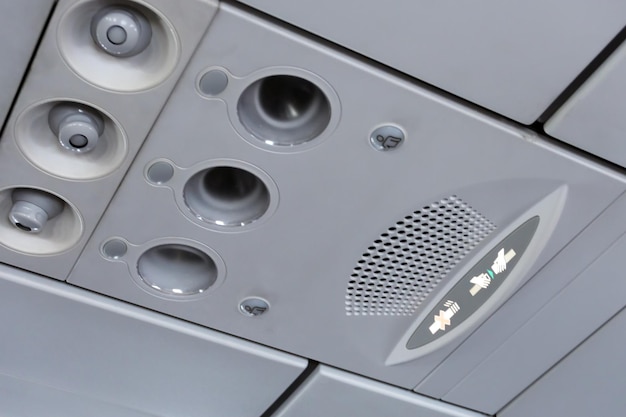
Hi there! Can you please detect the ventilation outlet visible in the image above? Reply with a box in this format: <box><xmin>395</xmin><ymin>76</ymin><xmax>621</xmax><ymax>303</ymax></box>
<box><xmin>137</xmin><ymin>244</ymin><xmax>218</xmax><ymax>296</ymax></box>
<box><xmin>183</xmin><ymin>166</ymin><xmax>271</xmax><ymax>227</ymax></box>
<box><xmin>15</xmin><ymin>100</ymin><xmax>127</xmax><ymax>180</ymax></box>
<box><xmin>90</xmin><ymin>5</ymin><xmax>152</xmax><ymax>58</ymax></box>
<box><xmin>57</xmin><ymin>0</ymin><xmax>179</xmax><ymax>91</ymax></box>
<box><xmin>9</xmin><ymin>189</ymin><xmax>64</xmax><ymax>234</ymax></box>
<box><xmin>48</xmin><ymin>102</ymin><xmax>105</xmax><ymax>153</ymax></box>
<box><xmin>0</xmin><ymin>187</ymin><xmax>83</xmax><ymax>255</ymax></box>
<box><xmin>346</xmin><ymin>196</ymin><xmax>496</xmax><ymax>316</ymax></box>
<box><xmin>237</xmin><ymin>75</ymin><xmax>331</xmax><ymax>146</ymax></box>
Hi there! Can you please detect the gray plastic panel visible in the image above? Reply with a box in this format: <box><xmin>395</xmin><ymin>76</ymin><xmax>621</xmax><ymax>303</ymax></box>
<box><xmin>0</xmin><ymin>263</ymin><xmax>306</xmax><ymax>417</ymax></box>
<box><xmin>0</xmin><ymin>374</ymin><xmax>155</xmax><ymax>417</ymax></box>
<box><xmin>0</xmin><ymin>1</ymin><xmax>54</xmax><ymax>130</ymax></box>
<box><xmin>68</xmin><ymin>4</ymin><xmax>626</xmax><ymax>390</ymax></box>
<box><xmin>0</xmin><ymin>0</ymin><xmax>217</xmax><ymax>279</ymax></box>
<box><xmin>237</xmin><ymin>0</ymin><xmax>626</xmax><ymax>124</ymax></box>
<box><xmin>273</xmin><ymin>366</ymin><xmax>481</xmax><ymax>417</ymax></box>
<box><xmin>407</xmin><ymin>217</ymin><xmax>539</xmax><ymax>350</ymax></box>
<box><xmin>416</xmin><ymin>193</ymin><xmax>626</xmax><ymax>414</ymax></box>
<box><xmin>546</xmin><ymin>40</ymin><xmax>626</xmax><ymax>168</ymax></box>
<box><xmin>500</xmin><ymin>307</ymin><xmax>626</xmax><ymax>417</ymax></box>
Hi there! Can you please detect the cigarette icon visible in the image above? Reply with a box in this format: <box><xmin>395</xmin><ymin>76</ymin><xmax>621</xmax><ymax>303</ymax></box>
<box><xmin>429</xmin><ymin>301</ymin><xmax>460</xmax><ymax>334</ymax></box>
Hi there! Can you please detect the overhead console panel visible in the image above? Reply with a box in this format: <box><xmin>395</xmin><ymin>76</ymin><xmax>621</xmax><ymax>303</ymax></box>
<box><xmin>0</xmin><ymin>264</ymin><xmax>307</xmax><ymax>417</ymax></box>
<box><xmin>0</xmin><ymin>0</ymin><xmax>218</xmax><ymax>279</ymax></box>
<box><xmin>273</xmin><ymin>366</ymin><xmax>481</xmax><ymax>417</ymax></box>
<box><xmin>546</xmin><ymin>39</ymin><xmax>626</xmax><ymax>168</ymax></box>
<box><xmin>1</xmin><ymin>1</ymin><xmax>625</xmax><ymax>416</ymax></box>
<box><xmin>416</xmin><ymin>191</ymin><xmax>626</xmax><ymax>413</ymax></box>
<box><xmin>66</xmin><ymin>3</ymin><xmax>626</xmax><ymax>402</ymax></box>
<box><xmin>500</xmin><ymin>304</ymin><xmax>626</xmax><ymax>417</ymax></box>
<box><xmin>0</xmin><ymin>1</ymin><xmax>55</xmax><ymax>129</ymax></box>
<box><xmin>235</xmin><ymin>0</ymin><xmax>626</xmax><ymax>124</ymax></box>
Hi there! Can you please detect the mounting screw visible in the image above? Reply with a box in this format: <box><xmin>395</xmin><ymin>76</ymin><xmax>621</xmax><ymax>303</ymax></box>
<box><xmin>370</xmin><ymin>125</ymin><xmax>405</xmax><ymax>151</ymax></box>
<box><xmin>239</xmin><ymin>297</ymin><xmax>270</xmax><ymax>317</ymax></box>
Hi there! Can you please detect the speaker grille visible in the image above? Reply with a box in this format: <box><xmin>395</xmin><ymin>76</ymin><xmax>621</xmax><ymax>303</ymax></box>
<box><xmin>346</xmin><ymin>196</ymin><xmax>496</xmax><ymax>316</ymax></box>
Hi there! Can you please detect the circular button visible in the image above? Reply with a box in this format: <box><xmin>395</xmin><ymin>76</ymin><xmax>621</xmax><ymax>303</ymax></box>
<box><xmin>146</xmin><ymin>161</ymin><xmax>174</xmax><ymax>184</ymax></box>
<box><xmin>102</xmin><ymin>239</ymin><xmax>128</xmax><ymax>259</ymax></box>
<box><xmin>199</xmin><ymin>70</ymin><xmax>229</xmax><ymax>96</ymax></box>
<box><xmin>239</xmin><ymin>297</ymin><xmax>270</xmax><ymax>317</ymax></box>
<box><xmin>370</xmin><ymin>125</ymin><xmax>405</xmax><ymax>151</ymax></box>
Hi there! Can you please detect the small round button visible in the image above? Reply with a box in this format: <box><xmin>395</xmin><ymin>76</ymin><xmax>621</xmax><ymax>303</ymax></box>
<box><xmin>102</xmin><ymin>238</ymin><xmax>128</xmax><ymax>259</ymax></box>
<box><xmin>370</xmin><ymin>125</ymin><xmax>405</xmax><ymax>151</ymax></box>
<box><xmin>146</xmin><ymin>161</ymin><xmax>174</xmax><ymax>184</ymax></box>
<box><xmin>239</xmin><ymin>297</ymin><xmax>270</xmax><ymax>317</ymax></box>
<box><xmin>199</xmin><ymin>70</ymin><xmax>229</xmax><ymax>96</ymax></box>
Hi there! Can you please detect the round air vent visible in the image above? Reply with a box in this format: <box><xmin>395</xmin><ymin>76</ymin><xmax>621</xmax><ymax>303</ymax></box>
<box><xmin>137</xmin><ymin>244</ymin><xmax>218</xmax><ymax>296</ymax></box>
<box><xmin>237</xmin><ymin>74</ymin><xmax>332</xmax><ymax>146</ymax></box>
<box><xmin>183</xmin><ymin>165</ymin><xmax>271</xmax><ymax>227</ymax></box>
<box><xmin>0</xmin><ymin>187</ymin><xmax>83</xmax><ymax>255</ymax></box>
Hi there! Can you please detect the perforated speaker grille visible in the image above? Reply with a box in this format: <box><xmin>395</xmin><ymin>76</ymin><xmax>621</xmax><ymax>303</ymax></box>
<box><xmin>346</xmin><ymin>196</ymin><xmax>496</xmax><ymax>316</ymax></box>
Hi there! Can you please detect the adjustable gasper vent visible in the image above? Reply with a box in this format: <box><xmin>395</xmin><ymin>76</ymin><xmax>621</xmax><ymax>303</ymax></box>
<box><xmin>346</xmin><ymin>196</ymin><xmax>496</xmax><ymax>316</ymax></box>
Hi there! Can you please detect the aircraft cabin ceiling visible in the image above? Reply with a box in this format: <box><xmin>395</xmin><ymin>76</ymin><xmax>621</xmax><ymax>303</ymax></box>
<box><xmin>0</xmin><ymin>1</ymin><xmax>624</xmax><ymax>416</ymax></box>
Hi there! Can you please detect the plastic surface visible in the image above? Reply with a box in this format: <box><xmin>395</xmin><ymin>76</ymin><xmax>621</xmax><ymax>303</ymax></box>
<box><xmin>183</xmin><ymin>165</ymin><xmax>272</xmax><ymax>226</ymax></box>
<box><xmin>0</xmin><ymin>2</ymin><xmax>625</xmax><ymax>416</ymax></box>
<box><xmin>404</xmin><ymin>217</ymin><xmax>539</xmax><ymax>353</ymax></box>
<box><xmin>0</xmin><ymin>263</ymin><xmax>306</xmax><ymax>417</ymax></box>
<box><xmin>137</xmin><ymin>243</ymin><xmax>218</xmax><ymax>295</ymax></box>
<box><xmin>90</xmin><ymin>6</ymin><xmax>152</xmax><ymax>57</ymax></box>
<box><xmin>273</xmin><ymin>366</ymin><xmax>481</xmax><ymax>417</ymax></box>
<box><xmin>500</xmin><ymin>306</ymin><xmax>626</xmax><ymax>417</ymax></box>
<box><xmin>416</xmin><ymin>192</ymin><xmax>626</xmax><ymax>413</ymax></box>
<box><xmin>59</xmin><ymin>0</ymin><xmax>180</xmax><ymax>91</ymax></box>
<box><xmin>546</xmin><ymin>39</ymin><xmax>626</xmax><ymax>168</ymax></box>
<box><xmin>237</xmin><ymin>74</ymin><xmax>332</xmax><ymax>146</ymax></box>
<box><xmin>439</xmin><ymin>227</ymin><xmax>626</xmax><ymax>413</ymax></box>
<box><xmin>0</xmin><ymin>187</ymin><xmax>83</xmax><ymax>255</ymax></box>
<box><xmin>388</xmin><ymin>187</ymin><xmax>564</xmax><ymax>364</ymax></box>
<box><xmin>9</xmin><ymin>189</ymin><xmax>64</xmax><ymax>233</ymax></box>
<box><xmin>237</xmin><ymin>0</ymin><xmax>626</xmax><ymax>124</ymax></box>
<box><xmin>0</xmin><ymin>0</ymin><xmax>218</xmax><ymax>279</ymax></box>
<box><xmin>48</xmin><ymin>102</ymin><xmax>105</xmax><ymax>153</ymax></box>
<box><xmin>199</xmin><ymin>69</ymin><xmax>229</xmax><ymax>95</ymax></box>
<box><xmin>0</xmin><ymin>374</ymin><xmax>156</xmax><ymax>417</ymax></box>
<box><xmin>0</xmin><ymin>1</ymin><xmax>55</xmax><ymax>130</ymax></box>
<box><xmin>17</xmin><ymin>99</ymin><xmax>127</xmax><ymax>179</ymax></box>
<box><xmin>101</xmin><ymin>238</ymin><xmax>127</xmax><ymax>259</ymax></box>
<box><xmin>369</xmin><ymin>125</ymin><xmax>405</xmax><ymax>151</ymax></box>
<box><xmin>67</xmin><ymin>4</ymin><xmax>626</xmax><ymax>390</ymax></box>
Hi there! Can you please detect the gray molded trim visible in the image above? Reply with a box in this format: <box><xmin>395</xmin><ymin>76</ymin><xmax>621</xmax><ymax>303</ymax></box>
<box><xmin>274</xmin><ymin>366</ymin><xmax>482</xmax><ymax>417</ymax></box>
<box><xmin>387</xmin><ymin>186</ymin><xmax>567</xmax><ymax>364</ymax></box>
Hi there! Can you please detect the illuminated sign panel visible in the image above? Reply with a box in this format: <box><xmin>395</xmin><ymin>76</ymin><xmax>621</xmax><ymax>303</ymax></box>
<box><xmin>407</xmin><ymin>216</ymin><xmax>539</xmax><ymax>349</ymax></box>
